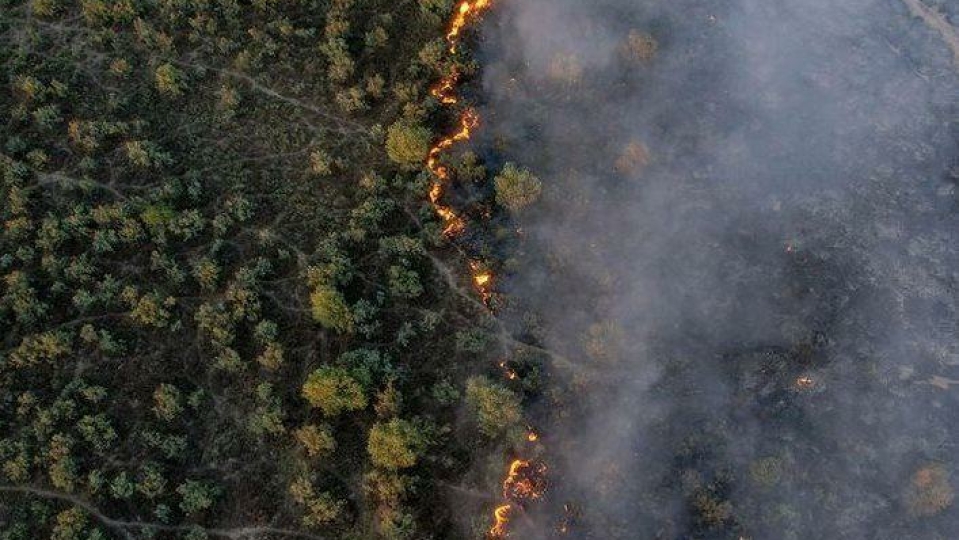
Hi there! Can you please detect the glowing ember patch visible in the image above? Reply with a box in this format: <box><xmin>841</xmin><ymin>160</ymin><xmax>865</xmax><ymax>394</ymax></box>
<box><xmin>429</xmin><ymin>184</ymin><xmax>443</xmax><ymax>203</ymax></box>
<box><xmin>498</xmin><ymin>360</ymin><xmax>518</xmax><ymax>380</ymax></box>
<box><xmin>489</xmin><ymin>504</ymin><xmax>512</xmax><ymax>538</ymax></box>
<box><xmin>442</xmin><ymin>217</ymin><xmax>466</xmax><ymax>236</ymax></box>
<box><xmin>503</xmin><ymin>459</ymin><xmax>548</xmax><ymax>502</ymax></box>
<box><xmin>488</xmin><ymin>460</ymin><xmax>548</xmax><ymax>538</ymax></box>
<box><xmin>796</xmin><ymin>376</ymin><xmax>815</xmax><ymax>389</ymax></box>
<box><xmin>430</xmin><ymin>70</ymin><xmax>460</xmax><ymax>104</ymax></box>
<box><xmin>467</xmin><ymin>262</ymin><xmax>496</xmax><ymax>303</ymax></box>
<box><xmin>556</xmin><ymin>503</ymin><xmax>575</xmax><ymax>535</ymax></box>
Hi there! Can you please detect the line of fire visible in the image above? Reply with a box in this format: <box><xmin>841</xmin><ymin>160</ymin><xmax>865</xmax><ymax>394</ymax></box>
<box><xmin>425</xmin><ymin>1</ymin><xmax>550</xmax><ymax>537</ymax></box>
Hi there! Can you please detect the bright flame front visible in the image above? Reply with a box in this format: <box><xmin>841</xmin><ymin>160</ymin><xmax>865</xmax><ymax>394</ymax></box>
<box><xmin>424</xmin><ymin>2</ymin><xmax>551</xmax><ymax>537</ymax></box>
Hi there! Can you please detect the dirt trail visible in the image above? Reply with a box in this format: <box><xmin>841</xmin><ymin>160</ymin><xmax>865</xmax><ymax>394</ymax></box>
<box><xmin>0</xmin><ymin>485</ymin><xmax>328</xmax><ymax>540</ymax></box>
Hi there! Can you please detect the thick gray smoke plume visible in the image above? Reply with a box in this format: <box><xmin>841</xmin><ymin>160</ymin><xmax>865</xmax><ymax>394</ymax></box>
<box><xmin>477</xmin><ymin>0</ymin><xmax>959</xmax><ymax>537</ymax></box>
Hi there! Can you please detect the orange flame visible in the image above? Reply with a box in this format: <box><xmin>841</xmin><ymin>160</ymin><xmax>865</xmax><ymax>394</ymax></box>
<box><xmin>557</xmin><ymin>503</ymin><xmax>574</xmax><ymax>535</ymax></box>
<box><xmin>498</xmin><ymin>359</ymin><xmax>518</xmax><ymax>380</ymax></box>
<box><xmin>425</xmin><ymin>2</ymin><xmax>552</xmax><ymax>537</ymax></box>
<box><xmin>489</xmin><ymin>504</ymin><xmax>512</xmax><ymax>538</ymax></box>
<box><xmin>427</xmin><ymin>109</ymin><xmax>480</xmax><ymax>180</ymax></box>
<box><xmin>467</xmin><ymin>260</ymin><xmax>495</xmax><ymax>306</ymax></box>
<box><xmin>427</xmin><ymin>109</ymin><xmax>480</xmax><ymax>241</ymax></box>
<box><xmin>424</xmin><ymin>6</ymin><xmax>495</xmax><ymax>303</ymax></box>
<box><xmin>488</xmin><ymin>459</ymin><xmax>548</xmax><ymax>537</ymax></box>
<box><xmin>448</xmin><ymin>0</ymin><xmax>493</xmax><ymax>52</ymax></box>
<box><xmin>431</xmin><ymin>69</ymin><xmax>460</xmax><ymax>105</ymax></box>
<box><xmin>503</xmin><ymin>459</ymin><xmax>547</xmax><ymax>501</ymax></box>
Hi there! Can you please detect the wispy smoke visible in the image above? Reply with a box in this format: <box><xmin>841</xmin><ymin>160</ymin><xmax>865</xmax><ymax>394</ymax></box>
<box><xmin>478</xmin><ymin>0</ymin><xmax>959</xmax><ymax>537</ymax></box>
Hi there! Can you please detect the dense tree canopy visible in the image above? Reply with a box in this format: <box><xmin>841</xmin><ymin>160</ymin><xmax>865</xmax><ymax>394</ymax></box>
<box><xmin>0</xmin><ymin>0</ymin><xmax>535</xmax><ymax>538</ymax></box>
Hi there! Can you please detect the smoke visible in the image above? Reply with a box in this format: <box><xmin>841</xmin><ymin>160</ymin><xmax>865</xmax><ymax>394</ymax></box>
<box><xmin>476</xmin><ymin>0</ymin><xmax>959</xmax><ymax>537</ymax></box>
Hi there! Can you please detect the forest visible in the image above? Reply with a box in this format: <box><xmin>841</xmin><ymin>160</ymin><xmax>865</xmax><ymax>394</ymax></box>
<box><xmin>0</xmin><ymin>0</ymin><xmax>545</xmax><ymax>538</ymax></box>
<box><xmin>3</xmin><ymin>0</ymin><xmax>959</xmax><ymax>539</ymax></box>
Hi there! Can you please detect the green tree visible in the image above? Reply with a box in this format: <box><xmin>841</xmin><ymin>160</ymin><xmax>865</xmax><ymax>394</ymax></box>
<box><xmin>177</xmin><ymin>480</ymin><xmax>218</xmax><ymax>515</ymax></box>
<box><xmin>310</xmin><ymin>284</ymin><xmax>353</xmax><ymax>333</ymax></box>
<box><xmin>10</xmin><ymin>331</ymin><xmax>71</xmax><ymax>367</ymax></box>
<box><xmin>48</xmin><ymin>433</ymin><xmax>77</xmax><ymax>491</ymax></box>
<box><xmin>367</xmin><ymin>419</ymin><xmax>428</xmax><ymax>470</ymax></box>
<box><xmin>76</xmin><ymin>414</ymin><xmax>117</xmax><ymax>453</ymax></box>
<box><xmin>419</xmin><ymin>0</ymin><xmax>453</xmax><ymax>16</ymax></box>
<box><xmin>494</xmin><ymin>162</ymin><xmax>542</xmax><ymax>212</ymax></box>
<box><xmin>3</xmin><ymin>271</ymin><xmax>48</xmax><ymax>324</ymax></box>
<box><xmin>249</xmin><ymin>383</ymin><xmax>286</xmax><ymax>436</ymax></box>
<box><xmin>387</xmin><ymin>265</ymin><xmax>423</xmax><ymax>299</ymax></box>
<box><xmin>294</xmin><ymin>424</ymin><xmax>336</xmax><ymax>458</ymax></box>
<box><xmin>385</xmin><ymin>122</ymin><xmax>431</xmax><ymax>165</ymax></box>
<box><xmin>137</xmin><ymin>465</ymin><xmax>167</xmax><ymax>499</ymax></box>
<box><xmin>302</xmin><ymin>366</ymin><xmax>367</xmax><ymax>416</ymax></box>
<box><xmin>289</xmin><ymin>476</ymin><xmax>344</xmax><ymax>527</ymax></box>
<box><xmin>155</xmin><ymin>63</ymin><xmax>185</xmax><ymax>96</ymax></box>
<box><xmin>465</xmin><ymin>376</ymin><xmax>522</xmax><ymax>438</ymax></box>
<box><xmin>192</xmin><ymin>257</ymin><xmax>220</xmax><ymax>290</ymax></box>
<box><xmin>152</xmin><ymin>384</ymin><xmax>183</xmax><ymax>421</ymax></box>
<box><xmin>109</xmin><ymin>471</ymin><xmax>135</xmax><ymax>499</ymax></box>
<box><xmin>255</xmin><ymin>342</ymin><xmax>284</xmax><ymax>370</ymax></box>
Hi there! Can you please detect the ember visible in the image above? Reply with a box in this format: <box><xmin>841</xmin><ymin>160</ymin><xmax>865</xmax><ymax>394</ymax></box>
<box><xmin>488</xmin><ymin>460</ymin><xmax>548</xmax><ymax>538</ymax></box>
<box><xmin>426</xmin><ymin>3</ymin><xmax>551</xmax><ymax>537</ymax></box>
